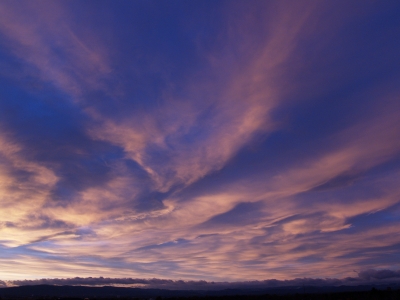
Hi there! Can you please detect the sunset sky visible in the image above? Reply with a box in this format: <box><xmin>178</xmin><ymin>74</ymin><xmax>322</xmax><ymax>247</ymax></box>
<box><xmin>0</xmin><ymin>0</ymin><xmax>400</xmax><ymax>284</ymax></box>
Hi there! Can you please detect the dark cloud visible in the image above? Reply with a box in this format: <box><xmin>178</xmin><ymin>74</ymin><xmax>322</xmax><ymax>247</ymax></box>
<box><xmin>198</xmin><ymin>202</ymin><xmax>266</xmax><ymax>228</ymax></box>
<box><xmin>309</xmin><ymin>172</ymin><xmax>363</xmax><ymax>192</ymax></box>
<box><xmin>358</xmin><ymin>269</ymin><xmax>400</xmax><ymax>280</ymax></box>
<box><xmin>8</xmin><ymin>271</ymin><xmax>400</xmax><ymax>289</ymax></box>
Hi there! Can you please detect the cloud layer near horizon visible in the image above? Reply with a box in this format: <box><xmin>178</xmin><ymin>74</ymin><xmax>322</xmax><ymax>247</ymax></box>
<box><xmin>0</xmin><ymin>0</ymin><xmax>400</xmax><ymax>281</ymax></box>
<box><xmin>2</xmin><ymin>268</ymin><xmax>400</xmax><ymax>289</ymax></box>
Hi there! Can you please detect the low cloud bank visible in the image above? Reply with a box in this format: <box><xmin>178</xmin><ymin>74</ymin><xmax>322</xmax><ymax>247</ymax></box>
<box><xmin>4</xmin><ymin>270</ymin><xmax>400</xmax><ymax>290</ymax></box>
<box><xmin>358</xmin><ymin>269</ymin><xmax>400</xmax><ymax>280</ymax></box>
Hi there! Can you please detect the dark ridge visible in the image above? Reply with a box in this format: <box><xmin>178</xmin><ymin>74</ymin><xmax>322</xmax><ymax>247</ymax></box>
<box><xmin>0</xmin><ymin>284</ymin><xmax>399</xmax><ymax>299</ymax></box>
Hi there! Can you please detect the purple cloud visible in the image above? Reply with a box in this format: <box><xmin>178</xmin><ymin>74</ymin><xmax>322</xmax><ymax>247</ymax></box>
<box><xmin>7</xmin><ymin>270</ymin><xmax>400</xmax><ymax>289</ymax></box>
<box><xmin>0</xmin><ymin>0</ymin><xmax>399</xmax><ymax>282</ymax></box>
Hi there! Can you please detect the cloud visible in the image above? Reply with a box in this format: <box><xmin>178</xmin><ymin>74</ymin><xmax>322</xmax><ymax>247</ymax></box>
<box><xmin>358</xmin><ymin>269</ymin><xmax>400</xmax><ymax>280</ymax></box>
<box><xmin>85</xmin><ymin>1</ymin><xmax>327</xmax><ymax>193</ymax></box>
<box><xmin>6</xmin><ymin>270</ymin><xmax>400</xmax><ymax>289</ymax></box>
<box><xmin>0</xmin><ymin>0</ymin><xmax>111</xmax><ymax>101</ymax></box>
<box><xmin>0</xmin><ymin>0</ymin><xmax>399</xmax><ymax>282</ymax></box>
<box><xmin>0</xmin><ymin>132</ymin><xmax>60</xmax><ymax>246</ymax></box>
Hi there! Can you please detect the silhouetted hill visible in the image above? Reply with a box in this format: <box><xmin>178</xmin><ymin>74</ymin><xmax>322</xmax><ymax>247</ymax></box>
<box><xmin>0</xmin><ymin>284</ymin><xmax>399</xmax><ymax>298</ymax></box>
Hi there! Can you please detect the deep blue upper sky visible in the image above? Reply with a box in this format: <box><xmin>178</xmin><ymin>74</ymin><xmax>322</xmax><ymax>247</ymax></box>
<box><xmin>0</xmin><ymin>0</ymin><xmax>400</xmax><ymax>283</ymax></box>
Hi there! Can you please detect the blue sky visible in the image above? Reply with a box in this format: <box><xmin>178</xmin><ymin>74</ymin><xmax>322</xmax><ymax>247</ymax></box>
<box><xmin>0</xmin><ymin>0</ymin><xmax>400</xmax><ymax>283</ymax></box>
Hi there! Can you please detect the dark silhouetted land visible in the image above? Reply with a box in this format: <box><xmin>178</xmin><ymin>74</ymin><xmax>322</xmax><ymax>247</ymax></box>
<box><xmin>0</xmin><ymin>285</ymin><xmax>399</xmax><ymax>299</ymax></box>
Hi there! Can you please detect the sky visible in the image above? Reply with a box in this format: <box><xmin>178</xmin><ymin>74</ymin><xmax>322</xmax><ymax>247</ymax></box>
<box><xmin>0</xmin><ymin>0</ymin><xmax>400</xmax><ymax>285</ymax></box>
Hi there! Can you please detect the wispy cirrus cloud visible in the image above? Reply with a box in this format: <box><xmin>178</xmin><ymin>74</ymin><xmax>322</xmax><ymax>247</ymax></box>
<box><xmin>0</xmin><ymin>0</ymin><xmax>111</xmax><ymax>100</ymax></box>
<box><xmin>0</xmin><ymin>131</ymin><xmax>60</xmax><ymax>247</ymax></box>
<box><xmin>86</xmin><ymin>1</ymin><xmax>323</xmax><ymax>193</ymax></box>
<box><xmin>0</xmin><ymin>0</ymin><xmax>399</xmax><ymax>282</ymax></box>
